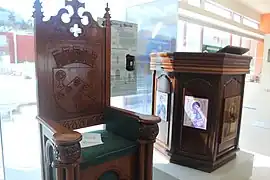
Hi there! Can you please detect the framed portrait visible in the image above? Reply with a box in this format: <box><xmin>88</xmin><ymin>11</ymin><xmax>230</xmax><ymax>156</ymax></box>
<box><xmin>155</xmin><ymin>91</ymin><xmax>169</xmax><ymax>121</ymax></box>
<box><xmin>221</xmin><ymin>96</ymin><xmax>241</xmax><ymax>142</ymax></box>
<box><xmin>183</xmin><ymin>96</ymin><xmax>209</xmax><ymax>130</ymax></box>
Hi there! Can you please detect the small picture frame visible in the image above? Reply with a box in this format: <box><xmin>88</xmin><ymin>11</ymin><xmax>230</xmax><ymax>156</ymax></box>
<box><xmin>155</xmin><ymin>91</ymin><xmax>169</xmax><ymax>121</ymax></box>
<box><xmin>183</xmin><ymin>96</ymin><xmax>209</xmax><ymax>130</ymax></box>
<box><xmin>222</xmin><ymin>96</ymin><xmax>241</xmax><ymax>142</ymax></box>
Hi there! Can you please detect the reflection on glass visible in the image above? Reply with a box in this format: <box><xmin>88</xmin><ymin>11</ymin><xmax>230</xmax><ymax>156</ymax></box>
<box><xmin>183</xmin><ymin>96</ymin><xmax>208</xmax><ymax>130</ymax></box>
<box><xmin>109</xmin><ymin>0</ymin><xmax>178</xmax><ymax>114</ymax></box>
<box><xmin>203</xmin><ymin>27</ymin><xmax>230</xmax><ymax>49</ymax></box>
<box><xmin>186</xmin><ymin>23</ymin><xmax>201</xmax><ymax>52</ymax></box>
<box><xmin>0</xmin><ymin>1</ymin><xmax>41</xmax><ymax>180</ymax></box>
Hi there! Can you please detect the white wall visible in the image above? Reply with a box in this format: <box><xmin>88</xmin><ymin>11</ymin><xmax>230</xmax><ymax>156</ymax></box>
<box><xmin>211</xmin><ymin>0</ymin><xmax>260</xmax><ymax>22</ymax></box>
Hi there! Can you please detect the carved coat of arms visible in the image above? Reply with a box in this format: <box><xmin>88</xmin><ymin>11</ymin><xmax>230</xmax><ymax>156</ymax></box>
<box><xmin>52</xmin><ymin>46</ymin><xmax>100</xmax><ymax>113</ymax></box>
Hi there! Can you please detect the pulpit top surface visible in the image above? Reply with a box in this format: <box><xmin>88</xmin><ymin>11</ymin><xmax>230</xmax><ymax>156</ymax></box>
<box><xmin>150</xmin><ymin>52</ymin><xmax>252</xmax><ymax>75</ymax></box>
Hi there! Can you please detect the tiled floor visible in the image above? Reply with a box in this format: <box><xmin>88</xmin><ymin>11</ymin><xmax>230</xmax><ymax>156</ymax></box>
<box><xmin>0</xmin><ymin>81</ymin><xmax>269</xmax><ymax>180</ymax></box>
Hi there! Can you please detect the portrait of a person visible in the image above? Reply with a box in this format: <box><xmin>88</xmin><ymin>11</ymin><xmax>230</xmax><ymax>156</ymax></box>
<box><xmin>190</xmin><ymin>101</ymin><xmax>206</xmax><ymax>129</ymax></box>
<box><xmin>156</xmin><ymin>93</ymin><xmax>167</xmax><ymax>121</ymax></box>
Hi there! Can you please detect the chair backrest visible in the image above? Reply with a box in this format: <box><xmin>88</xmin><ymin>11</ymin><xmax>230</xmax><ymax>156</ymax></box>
<box><xmin>34</xmin><ymin>0</ymin><xmax>111</xmax><ymax>130</ymax></box>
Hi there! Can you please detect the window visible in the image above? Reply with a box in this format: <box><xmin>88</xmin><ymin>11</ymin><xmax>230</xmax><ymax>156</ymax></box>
<box><xmin>205</xmin><ymin>1</ymin><xmax>232</xmax><ymax>19</ymax></box>
<box><xmin>233</xmin><ymin>13</ymin><xmax>241</xmax><ymax>23</ymax></box>
<box><xmin>115</xmin><ymin>69</ymin><xmax>121</xmax><ymax>80</ymax></box>
<box><xmin>243</xmin><ymin>17</ymin><xmax>259</xmax><ymax>29</ymax></box>
<box><xmin>203</xmin><ymin>27</ymin><xmax>230</xmax><ymax>49</ymax></box>
<box><xmin>232</xmin><ymin>34</ymin><xmax>241</xmax><ymax>47</ymax></box>
<box><xmin>176</xmin><ymin>20</ymin><xmax>186</xmax><ymax>52</ymax></box>
<box><xmin>116</xmin><ymin>56</ymin><xmax>119</xmax><ymax>64</ymax></box>
<box><xmin>249</xmin><ymin>39</ymin><xmax>258</xmax><ymax>73</ymax></box>
<box><xmin>0</xmin><ymin>35</ymin><xmax>7</xmax><ymax>47</ymax></box>
<box><xmin>241</xmin><ymin>37</ymin><xmax>251</xmax><ymax>49</ymax></box>
<box><xmin>188</xmin><ymin>0</ymin><xmax>201</xmax><ymax>7</ymax></box>
<box><xmin>186</xmin><ymin>23</ymin><xmax>202</xmax><ymax>52</ymax></box>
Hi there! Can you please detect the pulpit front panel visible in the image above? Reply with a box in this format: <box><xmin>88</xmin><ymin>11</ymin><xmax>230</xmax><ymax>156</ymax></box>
<box><xmin>177</xmin><ymin>74</ymin><xmax>219</xmax><ymax>159</ymax></box>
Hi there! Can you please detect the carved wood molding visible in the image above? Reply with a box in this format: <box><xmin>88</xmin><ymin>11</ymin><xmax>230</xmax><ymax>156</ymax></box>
<box><xmin>60</xmin><ymin>113</ymin><xmax>104</xmax><ymax>129</ymax></box>
<box><xmin>33</xmin><ymin>0</ymin><xmax>111</xmax><ymax>37</ymax></box>
<box><xmin>45</xmin><ymin>139</ymin><xmax>81</xmax><ymax>169</ymax></box>
<box><xmin>150</xmin><ymin>52</ymin><xmax>252</xmax><ymax>74</ymax></box>
<box><xmin>54</xmin><ymin>142</ymin><xmax>81</xmax><ymax>165</ymax></box>
<box><xmin>139</xmin><ymin>123</ymin><xmax>159</xmax><ymax>142</ymax></box>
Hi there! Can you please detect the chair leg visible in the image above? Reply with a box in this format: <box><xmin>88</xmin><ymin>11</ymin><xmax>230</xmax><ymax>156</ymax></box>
<box><xmin>56</xmin><ymin>168</ymin><xmax>64</xmax><ymax>180</ymax></box>
<box><xmin>66</xmin><ymin>167</ymin><xmax>74</xmax><ymax>180</ymax></box>
<box><xmin>139</xmin><ymin>144</ymin><xmax>146</xmax><ymax>180</ymax></box>
<box><xmin>75</xmin><ymin>165</ymin><xmax>80</xmax><ymax>180</ymax></box>
<box><xmin>39</xmin><ymin>124</ymin><xmax>46</xmax><ymax>180</ymax></box>
<box><xmin>146</xmin><ymin>144</ymin><xmax>154</xmax><ymax>180</ymax></box>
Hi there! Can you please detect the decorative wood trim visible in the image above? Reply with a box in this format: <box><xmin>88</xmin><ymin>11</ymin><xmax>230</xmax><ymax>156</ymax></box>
<box><xmin>150</xmin><ymin>52</ymin><xmax>252</xmax><ymax>74</ymax></box>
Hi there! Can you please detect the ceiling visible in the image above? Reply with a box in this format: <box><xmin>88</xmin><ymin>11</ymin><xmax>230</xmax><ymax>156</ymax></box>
<box><xmin>237</xmin><ymin>0</ymin><xmax>270</xmax><ymax>14</ymax></box>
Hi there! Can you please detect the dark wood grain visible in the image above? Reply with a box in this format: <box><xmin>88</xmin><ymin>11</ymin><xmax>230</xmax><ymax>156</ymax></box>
<box><xmin>150</xmin><ymin>51</ymin><xmax>251</xmax><ymax>172</ymax></box>
<box><xmin>34</xmin><ymin>0</ymin><xmax>159</xmax><ymax>179</ymax></box>
<box><xmin>150</xmin><ymin>52</ymin><xmax>252</xmax><ymax>74</ymax></box>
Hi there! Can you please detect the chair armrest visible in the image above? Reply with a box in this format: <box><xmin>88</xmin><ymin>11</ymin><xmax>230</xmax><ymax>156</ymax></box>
<box><xmin>104</xmin><ymin>106</ymin><xmax>161</xmax><ymax>142</ymax></box>
<box><xmin>37</xmin><ymin>116</ymin><xmax>82</xmax><ymax>166</ymax></box>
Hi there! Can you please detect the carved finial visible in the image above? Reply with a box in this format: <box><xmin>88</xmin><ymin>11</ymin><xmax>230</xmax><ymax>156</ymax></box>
<box><xmin>32</xmin><ymin>0</ymin><xmax>44</xmax><ymax>19</ymax></box>
<box><xmin>103</xmin><ymin>3</ymin><xmax>111</xmax><ymax>27</ymax></box>
<box><xmin>105</xmin><ymin>3</ymin><xmax>110</xmax><ymax>13</ymax></box>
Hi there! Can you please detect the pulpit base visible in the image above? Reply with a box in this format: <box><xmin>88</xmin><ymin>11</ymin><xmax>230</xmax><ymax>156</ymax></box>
<box><xmin>153</xmin><ymin>150</ymin><xmax>254</xmax><ymax>180</ymax></box>
<box><xmin>170</xmin><ymin>149</ymin><xmax>238</xmax><ymax>173</ymax></box>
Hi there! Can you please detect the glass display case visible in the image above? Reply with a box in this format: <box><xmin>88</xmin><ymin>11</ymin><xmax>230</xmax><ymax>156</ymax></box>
<box><xmin>123</xmin><ymin>0</ymin><xmax>178</xmax><ymax>114</ymax></box>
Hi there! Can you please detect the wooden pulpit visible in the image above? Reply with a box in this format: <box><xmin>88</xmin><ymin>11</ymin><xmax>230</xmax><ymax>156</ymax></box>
<box><xmin>150</xmin><ymin>51</ymin><xmax>252</xmax><ymax>172</ymax></box>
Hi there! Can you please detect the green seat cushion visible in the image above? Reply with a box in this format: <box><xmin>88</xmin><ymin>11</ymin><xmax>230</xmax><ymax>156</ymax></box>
<box><xmin>99</xmin><ymin>171</ymin><xmax>119</xmax><ymax>180</ymax></box>
<box><xmin>80</xmin><ymin>130</ymin><xmax>138</xmax><ymax>169</ymax></box>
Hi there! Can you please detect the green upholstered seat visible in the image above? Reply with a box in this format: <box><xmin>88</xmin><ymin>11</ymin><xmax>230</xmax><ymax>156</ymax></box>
<box><xmin>80</xmin><ymin>130</ymin><xmax>138</xmax><ymax>170</ymax></box>
<box><xmin>99</xmin><ymin>171</ymin><xmax>119</xmax><ymax>180</ymax></box>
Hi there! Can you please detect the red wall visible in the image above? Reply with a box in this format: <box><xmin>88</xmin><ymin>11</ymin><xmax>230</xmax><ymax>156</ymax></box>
<box><xmin>0</xmin><ymin>32</ymin><xmax>34</xmax><ymax>63</ymax></box>
<box><xmin>16</xmin><ymin>34</ymin><xmax>34</xmax><ymax>62</ymax></box>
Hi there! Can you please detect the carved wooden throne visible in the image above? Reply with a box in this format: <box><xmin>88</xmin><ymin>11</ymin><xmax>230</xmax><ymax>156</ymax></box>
<box><xmin>33</xmin><ymin>1</ymin><xmax>160</xmax><ymax>180</ymax></box>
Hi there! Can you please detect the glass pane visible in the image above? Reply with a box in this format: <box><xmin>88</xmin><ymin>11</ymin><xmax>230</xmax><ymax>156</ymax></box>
<box><xmin>205</xmin><ymin>1</ymin><xmax>231</xmax><ymax>19</ymax></box>
<box><xmin>0</xmin><ymin>0</ymin><xmax>40</xmax><ymax>180</ymax></box>
<box><xmin>188</xmin><ymin>0</ymin><xmax>201</xmax><ymax>7</ymax></box>
<box><xmin>110</xmin><ymin>0</ymin><xmax>178</xmax><ymax>114</ymax></box>
<box><xmin>232</xmin><ymin>34</ymin><xmax>241</xmax><ymax>47</ymax></box>
<box><xmin>186</xmin><ymin>23</ymin><xmax>201</xmax><ymax>52</ymax></box>
<box><xmin>241</xmin><ymin>37</ymin><xmax>251</xmax><ymax>52</ymax></box>
<box><xmin>176</xmin><ymin>20</ymin><xmax>186</xmax><ymax>52</ymax></box>
<box><xmin>0</xmin><ymin>123</ymin><xmax>5</xmax><ymax>180</ymax></box>
<box><xmin>249</xmin><ymin>39</ymin><xmax>258</xmax><ymax>74</ymax></box>
<box><xmin>203</xmin><ymin>27</ymin><xmax>230</xmax><ymax>49</ymax></box>
<box><xmin>233</xmin><ymin>13</ymin><xmax>241</xmax><ymax>23</ymax></box>
<box><xmin>243</xmin><ymin>18</ymin><xmax>259</xmax><ymax>29</ymax></box>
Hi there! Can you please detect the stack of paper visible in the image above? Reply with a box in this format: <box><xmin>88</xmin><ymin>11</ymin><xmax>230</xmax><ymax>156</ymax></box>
<box><xmin>80</xmin><ymin>133</ymin><xmax>103</xmax><ymax>148</ymax></box>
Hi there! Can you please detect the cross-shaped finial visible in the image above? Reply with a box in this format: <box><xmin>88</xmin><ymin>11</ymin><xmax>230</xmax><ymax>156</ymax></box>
<box><xmin>70</xmin><ymin>24</ymin><xmax>82</xmax><ymax>37</ymax></box>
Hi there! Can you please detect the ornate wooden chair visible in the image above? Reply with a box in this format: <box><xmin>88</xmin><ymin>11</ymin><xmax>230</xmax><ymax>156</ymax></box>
<box><xmin>33</xmin><ymin>1</ymin><xmax>160</xmax><ymax>180</ymax></box>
